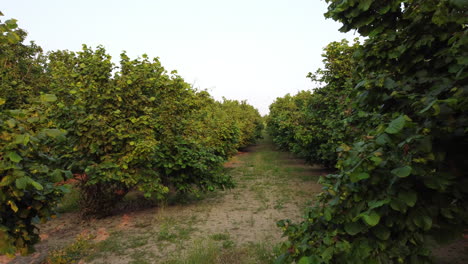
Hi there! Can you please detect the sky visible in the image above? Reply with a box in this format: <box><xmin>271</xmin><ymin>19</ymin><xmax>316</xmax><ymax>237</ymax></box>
<box><xmin>2</xmin><ymin>0</ymin><xmax>356</xmax><ymax>115</ymax></box>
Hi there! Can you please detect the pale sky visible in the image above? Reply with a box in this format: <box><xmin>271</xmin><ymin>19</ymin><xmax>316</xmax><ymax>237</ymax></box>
<box><xmin>2</xmin><ymin>0</ymin><xmax>356</xmax><ymax>115</ymax></box>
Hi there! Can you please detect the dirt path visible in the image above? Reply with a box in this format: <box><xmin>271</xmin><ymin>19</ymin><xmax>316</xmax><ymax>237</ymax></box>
<box><xmin>7</xmin><ymin>137</ymin><xmax>326</xmax><ymax>264</ymax></box>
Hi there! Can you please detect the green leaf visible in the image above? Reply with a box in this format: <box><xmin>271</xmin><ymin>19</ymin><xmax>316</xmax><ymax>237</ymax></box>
<box><xmin>0</xmin><ymin>176</ymin><xmax>15</xmax><ymax>187</ymax></box>
<box><xmin>6</xmin><ymin>32</ymin><xmax>20</xmax><ymax>43</ymax></box>
<box><xmin>15</xmin><ymin>177</ymin><xmax>31</xmax><ymax>189</ymax></box>
<box><xmin>344</xmin><ymin>221</ymin><xmax>365</xmax><ymax>235</ymax></box>
<box><xmin>358</xmin><ymin>0</ymin><xmax>373</xmax><ymax>11</ymax></box>
<box><xmin>324</xmin><ymin>208</ymin><xmax>332</xmax><ymax>221</ymax></box>
<box><xmin>321</xmin><ymin>247</ymin><xmax>334</xmax><ymax>261</ymax></box>
<box><xmin>14</xmin><ymin>134</ymin><xmax>30</xmax><ymax>145</ymax></box>
<box><xmin>432</xmin><ymin>104</ymin><xmax>440</xmax><ymax>116</ymax></box>
<box><xmin>385</xmin><ymin>115</ymin><xmax>406</xmax><ymax>134</ymax></box>
<box><xmin>40</xmin><ymin>94</ymin><xmax>57</xmax><ymax>103</ymax></box>
<box><xmin>413</xmin><ymin>214</ymin><xmax>432</xmax><ymax>231</ymax></box>
<box><xmin>368</xmin><ymin>199</ymin><xmax>390</xmax><ymax>209</ymax></box>
<box><xmin>370</xmin><ymin>156</ymin><xmax>383</xmax><ymax>166</ymax></box>
<box><xmin>376</xmin><ymin>133</ymin><xmax>391</xmax><ymax>145</ymax></box>
<box><xmin>419</xmin><ymin>100</ymin><xmax>436</xmax><ymax>114</ymax></box>
<box><xmin>372</xmin><ymin>225</ymin><xmax>390</xmax><ymax>240</ymax></box>
<box><xmin>390</xmin><ymin>199</ymin><xmax>407</xmax><ymax>213</ymax></box>
<box><xmin>6</xmin><ymin>119</ymin><xmax>16</xmax><ymax>128</ymax></box>
<box><xmin>7</xmin><ymin>152</ymin><xmax>22</xmax><ymax>163</ymax></box>
<box><xmin>43</xmin><ymin>129</ymin><xmax>66</xmax><ymax>138</ymax></box>
<box><xmin>391</xmin><ymin>166</ymin><xmax>412</xmax><ymax>178</ymax></box>
<box><xmin>50</xmin><ymin>170</ymin><xmax>64</xmax><ymax>183</ymax></box>
<box><xmin>384</xmin><ymin>78</ymin><xmax>397</xmax><ymax>90</ymax></box>
<box><xmin>5</xmin><ymin>19</ymin><xmax>18</xmax><ymax>29</ymax></box>
<box><xmin>30</xmin><ymin>181</ymin><xmax>43</xmax><ymax>191</ymax></box>
<box><xmin>378</xmin><ymin>4</ymin><xmax>391</xmax><ymax>14</ymax></box>
<box><xmin>362</xmin><ymin>211</ymin><xmax>380</xmax><ymax>226</ymax></box>
<box><xmin>350</xmin><ymin>172</ymin><xmax>370</xmax><ymax>183</ymax></box>
<box><xmin>355</xmin><ymin>80</ymin><xmax>366</xmax><ymax>89</ymax></box>
<box><xmin>298</xmin><ymin>256</ymin><xmax>311</xmax><ymax>264</ymax></box>
<box><xmin>0</xmin><ymin>97</ymin><xmax>5</xmax><ymax>105</ymax></box>
<box><xmin>398</xmin><ymin>191</ymin><xmax>417</xmax><ymax>207</ymax></box>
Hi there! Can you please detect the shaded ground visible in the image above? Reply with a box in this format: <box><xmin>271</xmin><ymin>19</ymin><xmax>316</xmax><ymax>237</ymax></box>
<box><xmin>6</xmin><ymin>137</ymin><xmax>325</xmax><ymax>264</ymax></box>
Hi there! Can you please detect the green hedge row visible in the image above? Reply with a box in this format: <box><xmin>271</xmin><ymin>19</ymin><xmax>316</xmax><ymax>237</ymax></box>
<box><xmin>270</xmin><ymin>1</ymin><xmax>468</xmax><ymax>263</ymax></box>
<box><xmin>0</xmin><ymin>13</ymin><xmax>263</xmax><ymax>255</ymax></box>
<box><xmin>268</xmin><ymin>39</ymin><xmax>362</xmax><ymax>168</ymax></box>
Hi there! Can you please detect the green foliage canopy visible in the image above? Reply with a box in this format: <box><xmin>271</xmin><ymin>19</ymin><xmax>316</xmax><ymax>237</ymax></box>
<box><xmin>268</xmin><ymin>39</ymin><xmax>361</xmax><ymax>168</ymax></box>
<box><xmin>0</xmin><ymin>14</ymin><xmax>70</xmax><ymax>256</ymax></box>
<box><xmin>276</xmin><ymin>0</ymin><xmax>468</xmax><ymax>263</ymax></box>
<box><xmin>1</xmin><ymin>11</ymin><xmax>263</xmax><ymax>254</ymax></box>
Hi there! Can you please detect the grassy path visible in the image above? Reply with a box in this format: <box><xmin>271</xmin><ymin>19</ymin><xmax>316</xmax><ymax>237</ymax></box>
<box><xmin>10</xmin><ymin>136</ymin><xmax>327</xmax><ymax>264</ymax></box>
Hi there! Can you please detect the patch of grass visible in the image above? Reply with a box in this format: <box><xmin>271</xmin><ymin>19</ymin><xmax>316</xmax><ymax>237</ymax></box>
<box><xmin>84</xmin><ymin>231</ymin><xmax>134</xmax><ymax>262</ymax></box>
<box><xmin>134</xmin><ymin>220</ymin><xmax>152</xmax><ymax>228</ymax></box>
<box><xmin>246</xmin><ymin>241</ymin><xmax>282</xmax><ymax>263</ymax></box>
<box><xmin>298</xmin><ymin>173</ymin><xmax>321</xmax><ymax>182</ymax></box>
<box><xmin>129</xmin><ymin>259</ymin><xmax>150</xmax><ymax>264</ymax></box>
<box><xmin>250</xmin><ymin>185</ymin><xmax>269</xmax><ymax>203</ymax></box>
<box><xmin>222</xmin><ymin>239</ymin><xmax>235</xmax><ymax>249</ymax></box>
<box><xmin>157</xmin><ymin>225</ymin><xmax>178</xmax><ymax>242</ymax></box>
<box><xmin>45</xmin><ymin>231</ymin><xmax>135</xmax><ymax>263</ymax></box>
<box><xmin>128</xmin><ymin>235</ymin><xmax>150</xmax><ymax>249</ymax></box>
<box><xmin>156</xmin><ymin>216</ymin><xmax>198</xmax><ymax>243</ymax></box>
<box><xmin>164</xmin><ymin>240</ymin><xmax>219</xmax><ymax>264</ymax></box>
<box><xmin>164</xmin><ymin>189</ymin><xmax>223</xmax><ymax>206</ymax></box>
<box><xmin>273</xmin><ymin>201</ymin><xmax>284</xmax><ymax>210</ymax></box>
<box><xmin>209</xmin><ymin>233</ymin><xmax>230</xmax><ymax>241</ymax></box>
<box><xmin>164</xmin><ymin>239</ymin><xmax>279</xmax><ymax>264</ymax></box>
<box><xmin>296</xmin><ymin>189</ymin><xmax>312</xmax><ymax>198</ymax></box>
<box><xmin>129</xmin><ymin>249</ymin><xmax>156</xmax><ymax>264</ymax></box>
<box><xmin>94</xmin><ymin>231</ymin><xmax>126</xmax><ymax>255</ymax></box>
<box><xmin>45</xmin><ymin>234</ymin><xmax>94</xmax><ymax>264</ymax></box>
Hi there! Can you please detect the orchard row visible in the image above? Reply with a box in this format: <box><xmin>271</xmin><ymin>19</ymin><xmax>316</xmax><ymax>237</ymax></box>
<box><xmin>0</xmin><ymin>14</ymin><xmax>263</xmax><ymax>255</ymax></box>
<box><xmin>269</xmin><ymin>1</ymin><xmax>467</xmax><ymax>263</ymax></box>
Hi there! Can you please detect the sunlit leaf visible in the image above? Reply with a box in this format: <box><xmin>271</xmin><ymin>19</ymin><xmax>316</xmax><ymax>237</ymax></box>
<box><xmin>40</xmin><ymin>94</ymin><xmax>57</xmax><ymax>103</ymax></box>
<box><xmin>7</xmin><ymin>152</ymin><xmax>22</xmax><ymax>163</ymax></box>
<box><xmin>362</xmin><ymin>211</ymin><xmax>380</xmax><ymax>226</ymax></box>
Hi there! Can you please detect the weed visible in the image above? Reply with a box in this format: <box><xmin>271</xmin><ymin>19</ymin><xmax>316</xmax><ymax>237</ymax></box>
<box><xmin>128</xmin><ymin>235</ymin><xmax>150</xmax><ymax>249</ymax></box>
<box><xmin>156</xmin><ymin>216</ymin><xmax>198</xmax><ymax>243</ymax></box>
<box><xmin>209</xmin><ymin>233</ymin><xmax>230</xmax><ymax>241</ymax></box>
<box><xmin>164</xmin><ymin>240</ymin><xmax>219</xmax><ymax>264</ymax></box>
<box><xmin>222</xmin><ymin>240</ymin><xmax>235</xmax><ymax>249</ymax></box>
<box><xmin>96</xmin><ymin>231</ymin><xmax>126</xmax><ymax>254</ymax></box>
<box><xmin>129</xmin><ymin>249</ymin><xmax>156</xmax><ymax>264</ymax></box>
<box><xmin>45</xmin><ymin>234</ymin><xmax>94</xmax><ymax>264</ymax></box>
<box><xmin>134</xmin><ymin>220</ymin><xmax>152</xmax><ymax>228</ymax></box>
<box><xmin>163</xmin><ymin>239</ymin><xmax>279</xmax><ymax>264</ymax></box>
<box><xmin>157</xmin><ymin>225</ymin><xmax>177</xmax><ymax>242</ymax></box>
<box><xmin>273</xmin><ymin>201</ymin><xmax>284</xmax><ymax>210</ymax></box>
